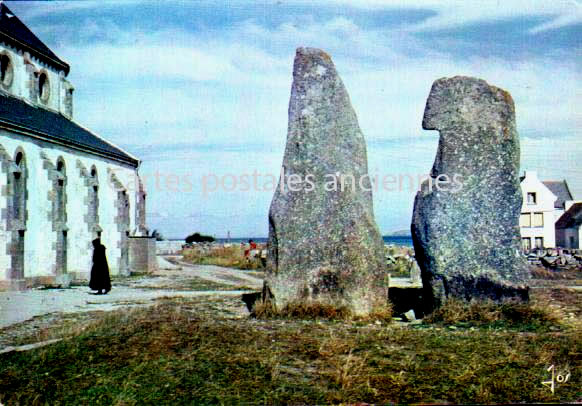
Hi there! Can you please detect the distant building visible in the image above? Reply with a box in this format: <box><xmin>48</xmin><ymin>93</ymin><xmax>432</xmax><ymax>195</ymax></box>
<box><xmin>556</xmin><ymin>202</ymin><xmax>582</xmax><ymax>249</ymax></box>
<box><xmin>519</xmin><ymin>171</ymin><xmax>577</xmax><ymax>251</ymax></box>
<box><xmin>519</xmin><ymin>171</ymin><xmax>560</xmax><ymax>250</ymax></box>
<box><xmin>541</xmin><ymin>180</ymin><xmax>574</xmax><ymax>223</ymax></box>
<box><xmin>0</xmin><ymin>4</ymin><xmax>151</xmax><ymax>290</ymax></box>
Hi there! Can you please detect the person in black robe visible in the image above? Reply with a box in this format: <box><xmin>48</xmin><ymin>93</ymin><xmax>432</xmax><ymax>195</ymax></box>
<box><xmin>89</xmin><ymin>238</ymin><xmax>111</xmax><ymax>294</ymax></box>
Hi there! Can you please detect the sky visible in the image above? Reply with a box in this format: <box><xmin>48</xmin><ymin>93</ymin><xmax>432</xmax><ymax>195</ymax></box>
<box><xmin>8</xmin><ymin>0</ymin><xmax>581</xmax><ymax>239</ymax></box>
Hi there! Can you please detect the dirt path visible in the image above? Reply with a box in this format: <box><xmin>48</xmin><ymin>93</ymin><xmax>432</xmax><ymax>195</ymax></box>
<box><xmin>0</xmin><ymin>257</ymin><xmax>262</xmax><ymax>332</ymax></box>
<box><xmin>169</xmin><ymin>257</ymin><xmax>263</xmax><ymax>288</ymax></box>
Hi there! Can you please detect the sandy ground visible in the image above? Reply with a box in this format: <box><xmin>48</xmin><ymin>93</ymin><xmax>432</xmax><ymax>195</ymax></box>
<box><xmin>0</xmin><ymin>257</ymin><xmax>263</xmax><ymax>330</ymax></box>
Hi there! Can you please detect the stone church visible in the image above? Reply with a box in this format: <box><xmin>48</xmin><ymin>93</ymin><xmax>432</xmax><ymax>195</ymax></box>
<box><xmin>0</xmin><ymin>4</ymin><xmax>153</xmax><ymax>290</ymax></box>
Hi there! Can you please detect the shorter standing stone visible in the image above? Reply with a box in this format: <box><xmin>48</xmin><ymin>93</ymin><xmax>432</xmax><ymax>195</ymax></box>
<box><xmin>411</xmin><ymin>76</ymin><xmax>530</xmax><ymax>313</ymax></box>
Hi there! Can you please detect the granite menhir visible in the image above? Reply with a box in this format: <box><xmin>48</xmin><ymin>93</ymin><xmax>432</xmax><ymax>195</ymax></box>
<box><xmin>264</xmin><ymin>47</ymin><xmax>387</xmax><ymax>316</ymax></box>
<box><xmin>412</xmin><ymin>76</ymin><xmax>530</xmax><ymax>312</ymax></box>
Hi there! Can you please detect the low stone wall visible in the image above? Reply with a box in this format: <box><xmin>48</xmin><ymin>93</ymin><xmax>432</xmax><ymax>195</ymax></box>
<box><xmin>156</xmin><ymin>240</ymin><xmax>184</xmax><ymax>255</ymax></box>
<box><xmin>526</xmin><ymin>248</ymin><xmax>582</xmax><ymax>270</ymax></box>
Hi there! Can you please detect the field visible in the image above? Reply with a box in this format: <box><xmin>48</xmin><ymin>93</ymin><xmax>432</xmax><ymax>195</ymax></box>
<box><xmin>1</xmin><ymin>281</ymin><xmax>580</xmax><ymax>404</ymax></box>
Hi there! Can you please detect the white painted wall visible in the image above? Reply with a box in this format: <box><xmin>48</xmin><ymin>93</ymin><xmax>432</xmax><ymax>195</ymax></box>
<box><xmin>0</xmin><ymin>129</ymin><xmax>140</xmax><ymax>282</ymax></box>
<box><xmin>520</xmin><ymin>171</ymin><xmax>557</xmax><ymax>248</ymax></box>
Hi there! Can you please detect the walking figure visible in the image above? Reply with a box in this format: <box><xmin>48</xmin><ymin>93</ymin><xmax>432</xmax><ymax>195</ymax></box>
<box><xmin>89</xmin><ymin>238</ymin><xmax>111</xmax><ymax>294</ymax></box>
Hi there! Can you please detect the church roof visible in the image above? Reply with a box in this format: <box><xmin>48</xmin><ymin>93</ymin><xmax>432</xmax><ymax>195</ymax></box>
<box><xmin>0</xmin><ymin>3</ymin><xmax>70</xmax><ymax>75</ymax></box>
<box><xmin>556</xmin><ymin>203</ymin><xmax>582</xmax><ymax>229</ymax></box>
<box><xmin>542</xmin><ymin>180</ymin><xmax>573</xmax><ymax>209</ymax></box>
<box><xmin>0</xmin><ymin>93</ymin><xmax>139</xmax><ymax>167</ymax></box>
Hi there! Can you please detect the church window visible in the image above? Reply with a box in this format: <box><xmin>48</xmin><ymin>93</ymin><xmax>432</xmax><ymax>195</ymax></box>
<box><xmin>12</xmin><ymin>151</ymin><xmax>25</xmax><ymax>222</ymax></box>
<box><xmin>89</xmin><ymin>167</ymin><xmax>99</xmax><ymax>224</ymax></box>
<box><xmin>38</xmin><ymin>72</ymin><xmax>50</xmax><ymax>103</ymax></box>
<box><xmin>55</xmin><ymin>159</ymin><xmax>66</xmax><ymax>221</ymax></box>
<box><xmin>0</xmin><ymin>53</ymin><xmax>13</xmax><ymax>88</ymax></box>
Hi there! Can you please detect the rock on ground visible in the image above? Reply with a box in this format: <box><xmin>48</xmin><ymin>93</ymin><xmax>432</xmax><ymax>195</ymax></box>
<box><xmin>411</xmin><ymin>76</ymin><xmax>530</xmax><ymax>312</ymax></box>
<box><xmin>265</xmin><ymin>47</ymin><xmax>387</xmax><ymax>316</ymax></box>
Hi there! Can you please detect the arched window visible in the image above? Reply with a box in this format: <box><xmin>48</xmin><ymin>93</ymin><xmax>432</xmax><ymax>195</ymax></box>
<box><xmin>0</xmin><ymin>53</ymin><xmax>13</xmax><ymax>88</ymax></box>
<box><xmin>55</xmin><ymin>158</ymin><xmax>66</xmax><ymax>222</ymax></box>
<box><xmin>38</xmin><ymin>72</ymin><xmax>50</xmax><ymax>103</ymax></box>
<box><xmin>12</xmin><ymin>151</ymin><xmax>25</xmax><ymax>222</ymax></box>
<box><xmin>89</xmin><ymin>166</ymin><xmax>99</xmax><ymax>225</ymax></box>
<box><xmin>118</xmin><ymin>189</ymin><xmax>130</xmax><ymax>273</ymax></box>
<box><xmin>10</xmin><ymin>149</ymin><xmax>27</xmax><ymax>281</ymax></box>
<box><xmin>54</xmin><ymin>158</ymin><xmax>67</xmax><ymax>274</ymax></box>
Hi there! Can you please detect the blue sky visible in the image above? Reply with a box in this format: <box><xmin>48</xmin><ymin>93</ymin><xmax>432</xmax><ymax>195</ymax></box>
<box><xmin>9</xmin><ymin>1</ymin><xmax>581</xmax><ymax>238</ymax></box>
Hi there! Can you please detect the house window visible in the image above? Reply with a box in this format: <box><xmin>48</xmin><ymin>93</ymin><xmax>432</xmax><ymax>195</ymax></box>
<box><xmin>522</xmin><ymin>237</ymin><xmax>531</xmax><ymax>252</ymax></box>
<box><xmin>519</xmin><ymin>213</ymin><xmax>531</xmax><ymax>228</ymax></box>
<box><xmin>532</xmin><ymin>212</ymin><xmax>544</xmax><ymax>227</ymax></box>
<box><xmin>570</xmin><ymin>236</ymin><xmax>576</xmax><ymax>248</ymax></box>
<box><xmin>535</xmin><ymin>237</ymin><xmax>544</xmax><ymax>249</ymax></box>
<box><xmin>38</xmin><ymin>72</ymin><xmax>50</xmax><ymax>103</ymax></box>
<box><xmin>527</xmin><ymin>192</ymin><xmax>537</xmax><ymax>205</ymax></box>
<box><xmin>0</xmin><ymin>53</ymin><xmax>13</xmax><ymax>88</ymax></box>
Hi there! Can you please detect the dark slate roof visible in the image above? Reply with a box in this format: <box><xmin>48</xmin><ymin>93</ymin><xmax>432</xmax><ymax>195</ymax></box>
<box><xmin>556</xmin><ymin>203</ymin><xmax>582</xmax><ymax>229</ymax></box>
<box><xmin>0</xmin><ymin>93</ymin><xmax>138</xmax><ymax>167</ymax></box>
<box><xmin>542</xmin><ymin>180</ymin><xmax>573</xmax><ymax>209</ymax></box>
<box><xmin>0</xmin><ymin>3</ymin><xmax>69</xmax><ymax>74</ymax></box>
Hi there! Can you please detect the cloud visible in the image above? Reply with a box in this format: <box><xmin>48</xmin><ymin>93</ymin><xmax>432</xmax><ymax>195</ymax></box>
<box><xmin>10</xmin><ymin>2</ymin><xmax>578</xmax><ymax>236</ymax></box>
<box><xmin>528</xmin><ymin>11</ymin><xmax>582</xmax><ymax>34</ymax></box>
<box><xmin>285</xmin><ymin>0</ymin><xmax>582</xmax><ymax>34</ymax></box>
<box><xmin>521</xmin><ymin>135</ymin><xmax>582</xmax><ymax>196</ymax></box>
<box><xmin>399</xmin><ymin>0</ymin><xmax>581</xmax><ymax>34</ymax></box>
<box><xmin>5</xmin><ymin>1</ymin><xmax>141</xmax><ymax>19</ymax></box>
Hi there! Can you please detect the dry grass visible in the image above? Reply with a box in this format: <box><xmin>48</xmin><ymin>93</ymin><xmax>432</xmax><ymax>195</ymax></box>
<box><xmin>182</xmin><ymin>245</ymin><xmax>263</xmax><ymax>270</ymax></box>
<box><xmin>385</xmin><ymin>245</ymin><xmax>415</xmax><ymax>278</ymax></box>
<box><xmin>424</xmin><ymin>297</ymin><xmax>562</xmax><ymax>331</ymax></box>
<box><xmin>253</xmin><ymin>299</ymin><xmax>392</xmax><ymax>322</ymax></box>
<box><xmin>531</xmin><ymin>266</ymin><xmax>579</xmax><ymax>280</ymax></box>
<box><xmin>1</xmin><ymin>289</ymin><xmax>580</xmax><ymax>405</ymax></box>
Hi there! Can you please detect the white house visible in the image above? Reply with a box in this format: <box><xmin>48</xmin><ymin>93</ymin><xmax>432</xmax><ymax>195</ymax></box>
<box><xmin>519</xmin><ymin>171</ymin><xmax>557</xmax><ymax>250</ymax></box>
<box><xmin>0</xmin><ymin>4</ymin><xmax>152</xmax><ymax>290</ymax></box>
<box><xmin>519</xmin><ymin>171</ymin><xmax>575</xmax><ymax>251</ymax></box>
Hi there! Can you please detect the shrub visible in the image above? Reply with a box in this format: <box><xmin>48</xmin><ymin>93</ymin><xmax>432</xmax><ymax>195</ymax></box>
<box><xmin>185</xmin><ymin>232</ymin><xmax>215</xmax><ymax>244</ymax></box>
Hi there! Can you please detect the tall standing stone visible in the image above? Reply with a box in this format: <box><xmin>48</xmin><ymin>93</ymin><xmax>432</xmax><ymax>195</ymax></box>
<box><xmin>411</xmin><ymin>76</ymin><xmax>530</xmax><ymax>312</ymax></box>
<box><xmin>265</xmin><ymin>47</ymin><xmax>387</xmax><ymax>316</ymax></box>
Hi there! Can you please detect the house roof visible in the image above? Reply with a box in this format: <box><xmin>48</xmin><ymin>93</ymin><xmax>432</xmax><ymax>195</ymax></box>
<box><xmin>0</xmin><ymin>93</ymin><xmax>139</xmax><ymax>167</ymax></box>
<box><xmin>0</xmin><ymin>3</ymin><xmax>70</xmax><ymax>75</ymax></box>
<box><xmin>556</xmin><ymin>203</ymin><xmax>582</xmax><ymax>229</ymax></box>
<box><xmin>542</xmin><ymin>180</ymin><xmax>573</xmax><ymax>209</ymax></box>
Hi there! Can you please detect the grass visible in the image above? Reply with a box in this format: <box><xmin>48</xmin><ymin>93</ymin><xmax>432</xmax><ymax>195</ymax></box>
<box><xmin>182</xmin><ymin>245</ymin><xmax>263</xmax><ymax>270</ymax></box>
<box><xmin>385</xmin><ymin>245</ymin><xmax>415</xmax><ymax>278</ymax></box>
<box><xmin>386</xmin><ymin>258</ymin><xmax>413</xmax><ymax>278</ymax></box>
<box><xmin>1</xmin><ymin>289</ymin><xmax>580</xmax><ymax>405</ymax></box>
<box><xmin>531</xmin><ymin>266</ymin><xmax>580</xmax><ymax>280</ymax></box>
<box><xmin>423</xmin><ymin>297</ymin><xmax>563</xmax><ymax>332</ymax></box>
<box><xmin>253</xmin><ymin>300</ymin><xmax>393</xmax><ymax>322</ymax></box>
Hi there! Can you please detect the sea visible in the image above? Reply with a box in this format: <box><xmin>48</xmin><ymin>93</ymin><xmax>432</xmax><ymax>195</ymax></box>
<box><xmin>214</xmin><ymin>236</ymin><xmax>413</xmax><ymax>247</ymax></box>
